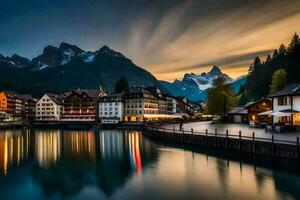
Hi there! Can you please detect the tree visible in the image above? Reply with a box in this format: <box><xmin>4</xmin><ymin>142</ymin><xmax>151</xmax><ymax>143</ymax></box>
<box><xmin>272</xmin><ymin>49</ymin><xmax>279</xmax><ymax>58</ymax></box>
<box><xmin>205</xmin><ymin>78</ymin><xmax>236</xmax><ymax>120</ymax></box>
<box><xmin>253</xmin><ymin>56</ymin><xmax>262</xmax><ymax>68</ymax></box>
<box><xmin>288</xmin><ymin>33</ymin><xmax>300</xmax><ymax>52</ymax></box>
<box><xmin>278</xmin><ymin>44</ymin><xmax>287</xmax><ymax>55</ymax></box>
<box><xmin>270</xmin><ymin>69</ymin><xmax>288</xmax><ymax>94</ymax></box>
<box><xmin>266</xmin><ymin>54</ymin><xmax>272</xmax><ymax>62</ymax></box>
<box><xmin>115</xmin><ymin>77</ymin><xmax>129</xmax><ymax>93</ymax></box>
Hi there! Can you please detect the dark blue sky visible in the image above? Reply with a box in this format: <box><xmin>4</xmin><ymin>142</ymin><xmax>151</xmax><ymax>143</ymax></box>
<box><xmin>1</xmin><ymin>0</ymin><xmax>300</xmax><ymax>80</ymax></box>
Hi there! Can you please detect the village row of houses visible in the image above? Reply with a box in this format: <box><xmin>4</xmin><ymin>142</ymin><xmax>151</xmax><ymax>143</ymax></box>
<box><xmin>0</xmin><ymin>86</ymin><xmax>201</xmax><ymax>124</ymax></box>
<box><xmin>228</xmin><ymin>83</ymin><xmax>300</xmax><ymax>131</ymax></box>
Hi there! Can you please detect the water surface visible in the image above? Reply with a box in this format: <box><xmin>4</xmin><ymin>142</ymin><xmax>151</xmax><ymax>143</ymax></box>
<box><xmin>0</xmin><ymin>129</ymin><xmax>299</xmax><ymax>200</ymax></box>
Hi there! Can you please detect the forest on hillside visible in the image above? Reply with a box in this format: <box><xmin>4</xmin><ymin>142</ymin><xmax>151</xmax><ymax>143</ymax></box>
<box><xmin>239</xmin><ymin>33</ymin><xmax>300</xmax><ymax>104</ymax></box>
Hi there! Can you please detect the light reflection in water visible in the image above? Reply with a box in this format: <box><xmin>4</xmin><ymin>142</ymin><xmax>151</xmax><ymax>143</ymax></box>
<box><xmin>35</xmin><ymin>130</ymin><xmax>61</xmax><ymax>167</ymax></box>
<box><xmin>129</xmin><ymin>133</ymin><xmax>142</xmax><ymax>173</ymax></box>
<box><xmin>0</xmin><ymin>129</ymin><xmax>299</xmax><ymax>200</ymax></box>
<box><xmin>63</xmin><ymin>130</ymin><xmax>96</xmax><ymax>163</ymax></box>
<box><xmin>0</xmin><ymin>130</ymin><xmax>30</xmax><ymax>176</ymax></box>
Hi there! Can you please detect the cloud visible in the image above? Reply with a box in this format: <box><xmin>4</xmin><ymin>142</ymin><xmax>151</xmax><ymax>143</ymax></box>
<box><xmin>1</xmin><ymin>0</ymin><xmax>300</xmax><ymax>81</ymax></box>
<box><xmin>157</xmin><ymin>49</ymin><xmax>275</xmax><ymax>74</ymax></box>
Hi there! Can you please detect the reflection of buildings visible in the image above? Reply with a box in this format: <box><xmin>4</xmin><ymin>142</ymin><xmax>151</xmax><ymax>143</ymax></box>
<box><xmin>35</xmin><ymin>130</ymin><xmax>61</xmax><ymax>167</ymax></box>
<box><xmin>0</xmin><ymin>130</ymin><xmax>31</xmax><ymax>176</ymax></box>
<box><xmin>97</xmin><ymin>130</ymin><xmax>125</xmax><ymax>160</ymax></box>
<box><xmin>0</xmin><ymin>129</ymin><xmax>158</xmax><ymax>197</ymax></box>
<box><xmin>128</xmin><ymin>132</ymin><xmax>142</xmax><ymax>172</ymax></box>
<box><xmin>63</xmin><ymin>130</ymin><xmax>96</xmax><ymax>163</ymax></box>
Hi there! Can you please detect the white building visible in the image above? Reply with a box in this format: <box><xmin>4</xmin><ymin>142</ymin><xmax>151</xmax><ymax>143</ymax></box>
<box><xmin>36</xmin><ymin>93</ymin><xmax>64</xmax><ymax>121</ymax></box>
<box><xmin>269</xmin><ymin>84</ymin><xmax>300</xmax><ymax>127</ymax></box>
<box><xmin>98</xmin><ymin>94</ymin><xmax>124</xmax><ymax>124</ymax></box>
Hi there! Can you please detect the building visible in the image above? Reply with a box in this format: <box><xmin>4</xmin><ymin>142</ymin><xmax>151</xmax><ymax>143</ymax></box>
<box><xmin>228</xmin><ymin>106</ymin><xmax>248</xmax><ymax>123</ymax></box>
<box><xmin>124</xmin><ymin>90</ymin><xmax>158</xmax><ymax>122</ymax></box>
<box><xmin>62</xmin><ymin>89</ymin><xmax>105</xmax><ymax>121</ymax></box>
<box><xmin>0</xmin><ymin>91</ymin><xmax>23</xmax><ymax>121</ymax></box>
<box><xmin>124</xmin><ymin>87</ymin><xmax>182</xmax><ymax>122</ymax></box>
<box><xmin>36</xmin><ymin>93</ymin><xmax>64</xmax><ymax>121</ymax></box>
<box><xmin>245</xmin><ymin>97</ymin><xmax>272</xmax><ymax>127</ymax></box>
<box><xmin>165</xmin><ymin>95</ymin><xmax>179</xmax><ymax>114</ymax></box>
<box><xmin>268</xmin><ymin>84</ymin><xmax>300</xmax><ymax>127</ymax></box>
<box><xmin>146</xmin><ymin>86</ymin><xmax>167</xmax><ymax>114</ymax></box>
<box><xmin>19</xmin><ymin>94</ymin><xmax>37</xmax><ymax>122</ymax></box>
<box><xmin>98</xmin><ymin>93</ymin><xmax>124</xmax><ymax>124</ymax></box>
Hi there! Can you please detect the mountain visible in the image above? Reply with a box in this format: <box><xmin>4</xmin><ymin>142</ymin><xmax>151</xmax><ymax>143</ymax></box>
<box><xmin>0</xmin><ymin>43</ymin><xmax>164</xmax><ymax>96</ymax></box>
<box><xmin>0</xmin><ymin>53</ymin><xmax>29</xmax><ymax>68</ymax></box>
<box><xmin>160</xmin><ymin>66</ymin><xmax>246</xmax><ymax>102</ymax></box>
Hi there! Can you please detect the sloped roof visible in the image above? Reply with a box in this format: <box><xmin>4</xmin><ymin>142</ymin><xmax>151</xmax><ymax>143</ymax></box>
<box><xmin>18</xmin><ymin>94</ymin><xmax>32</xmax><ymax>101</ymax></box>
<box><xmin>45</xmin><ymin>93</ymin><xmax>63</xmax><ymax>105</ymax></box>
<box><xmin>1</xmin><ymin>91</ymin><xmax>20</xmax><ymax>99</ymax></box>
<box><xmin>64</xmin><ymin>89</ymin><xmax>103</xmax><ymax>99</ymax></box>
<box><xmin>229</xmin><ymin>106</ymin><xmax>248</xmax><ymax>115</ymax></box>
<box><xmin>244</xmin><ymin>97</ymin><xmax>272</xmax><ymax>108</ymax></box>
<box><xmin>268</xmin><ymin>83</ymin><xmax>300</xmax><ymax>97</ymax></box>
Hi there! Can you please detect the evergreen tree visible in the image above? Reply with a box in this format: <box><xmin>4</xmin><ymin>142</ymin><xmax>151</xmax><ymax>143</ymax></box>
<box><xmin>266</xmin><ymin>54</ymin><xmax>272</xmax><ymax>62</ymax></box>
<box><xmin>206</xmin><ymin>78</ymin><xmax>236</xmax><ymax>119</ymax></box>
<box><xmin>115</xmin><ymin>77</ymin><xmax>130</xmax><ymax>93</ymax></box>
<box><xmin>278</xmin><ymin>44</ymin><xmax>287</xmax><ymax>55</ymax></box>
<box><xmin>253</xmin><ymin>56</ymin><xmax>262</xmax><ymax>68</ymax></box>
<box><xmin>272</xmin><ymin>49</ymin><xmax>279</xmax><ymax>58</ymax></box>
<box><xmin>288</xmin><ymin>33</ymin><xmax>300</xmax><ymax>52</ymax></box>
<box><xmin>270</xmin><ymin>69</ymin><xmax>288</xmax><ymax>94</ymax></box>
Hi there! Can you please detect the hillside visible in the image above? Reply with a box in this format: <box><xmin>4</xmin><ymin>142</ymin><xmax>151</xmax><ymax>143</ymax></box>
<box><xmin>0</xmin><ymin>43</ymin><xmax>163</xmax><ymax>96</ymax></box>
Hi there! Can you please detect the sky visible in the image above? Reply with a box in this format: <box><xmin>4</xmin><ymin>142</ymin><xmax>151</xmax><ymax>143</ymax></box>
<box><xmin>1</xmin><ymin>0</ymin><xmax>300</xmax><ymax>82</ymax></box>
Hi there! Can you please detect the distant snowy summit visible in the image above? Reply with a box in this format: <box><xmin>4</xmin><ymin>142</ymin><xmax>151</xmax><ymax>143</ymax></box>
<box><xmin>29</xmin><ymin>43</ymin><xmax>125</xmax><ymax>70</ymax></box>
<box><xmin>0</xmin><ymin>43</ymin><xmax>162</xmax><ymax>96</ymax></box>
<box><xmin>0</xmin><ymin>42</ymin><xmax>125</xmax><ymax>70</ymax></box>
<box><xmin>180</xmin><ymin>65</ymin><xmax>233</xmax><ymax>91</ymax></box>
<box><xmin>160</xmin><ymin>66</ymin><xmax>246</xmax><ymax>102</ymax></box>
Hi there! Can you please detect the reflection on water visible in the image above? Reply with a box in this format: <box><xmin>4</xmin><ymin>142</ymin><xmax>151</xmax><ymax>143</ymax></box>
<box><xmin>0</xmin><ymin>130</ymin><xmax>30</xmax><ymax>176</ymax></box>
<box><xmin>36</xmin><ymin>131</ymin><xmax>61</xmax><ymax>167</ymax></box>
<box><xmin>0</xmin><ymin>129</ymin><xmax>299</xmax><ymax>199</ymax></box>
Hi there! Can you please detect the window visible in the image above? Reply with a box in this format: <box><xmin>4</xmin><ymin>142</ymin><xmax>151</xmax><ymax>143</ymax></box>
<box><xmin>278</xmin><ymin>97</ymin><xmax>289</xmax><ymax>106</ymax></box>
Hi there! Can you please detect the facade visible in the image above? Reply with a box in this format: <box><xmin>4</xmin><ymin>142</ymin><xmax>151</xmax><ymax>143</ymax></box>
<box><xmin>0</xmin><ymin>91</ymin><xmax>23</xmax><ymax>121</ymax></box>
<box><xmin>245</xmin><ymin>98</ymin><xmax>272</xmax><ymax>127</ymax></box>
<box><xmin>228</xmin><ymin>106</ymin><xmax>248</xmax><ymax>123</ymax></box>
<box><xmin>98</xmin><ymin>93</ymin><xmax>124</xmax><ymax>124</ymax></box>
<box><xmin>269</xmin><ymin>84</ymin><xmax>300</xmax><ymax>127</ymax></box>
<box><xmin>165</xmin><ymin>95</ymin><xmax>179</xmax><ymax>114</ymax></box>
<box><xmin>124</xmin><ymin>91</ymin><xmax>159</xmax><ymax>122</ymax></box>
<box><xmin>123</xmin><ymin>87</ymin><xmax>181</xmax><ymax>122</ymax></box>
<box><xmin>36</xmin><ymin>93</ymin><xmax>64</xmax><ymax>121</ymax></box>
<box><xmin>19</xmin><ymin>95</ymin><xmax>37</xmax><ymax>122</ymax></box>
<box><xmin>63</xmin><ymin>89</ymin><xmax>105</xmax><ymax>121</ymax></box>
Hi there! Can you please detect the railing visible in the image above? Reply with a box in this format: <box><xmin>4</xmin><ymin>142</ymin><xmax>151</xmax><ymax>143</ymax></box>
<box><xmin>144</xmin><ymin>125</ymin><xmax>299</xmax><ymax>146</ymax></box>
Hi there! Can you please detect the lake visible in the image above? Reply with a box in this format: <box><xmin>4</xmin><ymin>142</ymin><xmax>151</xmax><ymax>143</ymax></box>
<box><xmin>0</xmin><ymin>128</ymin><xmax>299</xmax><ymax>200</ymax></box>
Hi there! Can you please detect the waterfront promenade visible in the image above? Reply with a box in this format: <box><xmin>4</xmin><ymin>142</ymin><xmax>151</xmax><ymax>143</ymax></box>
<box><xmin>144</xmin><ymin>122</ymin><xmax>300</xmax><ymax>160</ymax></box>
<box><xmin>162</xmin><ymin>121</ymin><xmax>300</xmax><ymax>143</ymax></box>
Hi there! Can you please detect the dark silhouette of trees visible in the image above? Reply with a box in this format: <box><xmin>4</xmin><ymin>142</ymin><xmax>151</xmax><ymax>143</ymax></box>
<box><xmin>245</xmin><ymin>33</ymin><xmax>300</xmax><ymax>101</ymax></box>
<box><xmin>115</xmin><ymin>77</ymin><xmax>130</xmax><ymax>93</ymax></box>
